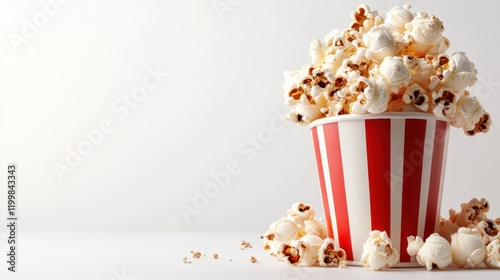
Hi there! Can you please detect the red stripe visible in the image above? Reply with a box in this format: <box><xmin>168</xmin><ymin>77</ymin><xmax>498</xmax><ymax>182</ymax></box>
<box><xmin>400</xmin><ymin>119</ymin><xmax>427</xmax><ymax>262</ymax></box>
<box><xmin>311</xmin><ymin>127</ymin><xmax>334</xmax><ymax>238</ymax></box>
<box><xmin>323</xmin><ymin>123</ymin><xmax>353</xmax><ymax>260</ymax></box>
<box><xmin>424</xmin><ymin>121</ymin><xmax>448</xmax><ymax>239</ymax></box>
<box><xmin>365</xmin><ymin>119</ymin><xmax>391</xmax><ymax>233</ymax></box>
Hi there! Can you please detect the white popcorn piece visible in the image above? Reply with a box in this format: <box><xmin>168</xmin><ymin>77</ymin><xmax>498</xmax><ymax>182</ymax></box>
<box><xmin>404</xmin><ymin>12</ymin><xmax>445</xmax><ymax>56</ymax></box>
<box><xmin>310</xmin><ymin>39</ymin><xmax>326</xmax><ymax>68</ymax></box>
<box><xmin>451</xmin><ymin>227</ymin><xmax>486</xmax><ymax>268</ymax></box>
<box><xmin>285</xmin><ymin>102</ymin><xmax>324</xmax><ymax>126</ymax></box>
<box><xmin>385</xmin><ymin>5</ymin><xmax>415</xmax><ymax>33</ymax></box>
<box><xmin>303</xmin><ymin>219</ymin><xmax>326</xmax><ymax>238</ymax></box>
<box><xmin>283</xmin><ymin>66</ymin><xmax>314</xmax><ymax>107</ymax></box>
<box><xmin>446</xmin><ymin>52</ymin><xmax>478</xmax><ymax>92</ymax></box>
<box><xmin>376</xmin><ymin>56</ymin><xmax>410</xmax><ymax>93</ymax></box>
<box><xmin>278</xmin><ymin>236</ymin><xmax>322</xmax><ymax>266</ymax></box>
<box><xmin>407</xmin><ymin>234</ymin><xmax>452</xmax><ymax>270</ymax></box>
<box><xmin>453</xmin><ymin>96</ymin><xmax>491</xmax><ymax>136</ymax></box>
<box><xmin>473</xmin><ymin>219</ymin><xmax>500</xmax><ymax>245</ymax></box>
<box><xmin>350</xmin><ymin>4</ymin><xmax>383</xmax><ymax>34</ymax></box>
<box><xmin>431</xmin><ymin>87</ymin><xmax>460</xmax><ymax>118</ymax></box>
<box><xmin>361</xmin><ymin>230</ymin><xmax>399</xmax><ymax>270</ymax></box>
<box><xmin>278</xmin><ymin>241</ymin><xmax>303</xmax><ymax>266</ymax></box>
<box><xmin>287</xmin><ymin>202</ymin><xmax>315</xmax><ymax>227</ymax></box>
<box><xmin>484</xmin><ymin>239</ymin><xmax>500</xmax><ymax>269</ymax></box>
<box><xmin>363</xmin><ymin>25</ymin><xmax>399</xmax><ymax>63</ymax></box>
<box><xmin>402</xmin><ymin>83</ymin><xmax>429</xmax><ymax>112</ymax></box>
<box><xmin>262</xmin><ymin>218</ymin><xmax>302</xmax><ymax>256</ymax></box>
<box><xmin>299</xmin><ymin>235</ymin><xmax>324</xmax><ymax>266</ymax></box>
<box><xmin>318</xmin><ymin>238</ymin><xmax>347</xmax><ymax>268</ymax></box>
<box><xmin>350</xmin><ymin>77</ymin><xmax>390</xmax><ymax>114</ymax></box>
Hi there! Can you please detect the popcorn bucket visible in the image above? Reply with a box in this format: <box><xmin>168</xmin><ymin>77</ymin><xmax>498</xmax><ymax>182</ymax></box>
<box><xmin>309</xmin><ymin>112</ymin><xmax>450</xmax><ymax>267</ymax></box>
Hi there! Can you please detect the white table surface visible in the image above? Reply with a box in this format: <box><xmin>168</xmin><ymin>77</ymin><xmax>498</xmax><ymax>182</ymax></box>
<box><xmin>0</xmin><ymin>232</ymin><xmax>498</xmax><ymax>280</ymax></box>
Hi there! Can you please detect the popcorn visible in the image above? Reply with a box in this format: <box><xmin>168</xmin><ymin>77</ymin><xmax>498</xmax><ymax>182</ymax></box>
<box><xmin>446</xmin><ymin>52</ymin><xmax>478</xmax><ymax>92</ymax></box>
<box><xmin>404</xmin><ymin>12</ymin><xmax>446</xmax><ymax>57</ymax></box>
<box><xmin>282</xmin><ymin>4</ymin><xmax>491</xmax><ymax>136</ymax></box>
<box><xmin>318</xmin><ymin>238</ymin><xmax>347</xmax><ymax>268</ymax></box>
<box><xmin>484</xmin><ymin>239</ymin><xmax>500</xmax><ymax>268</ymax></box>
<box><xmin>385</xmin><ymin>5</ymin><xmax>415</xmax><ymax>33</ymax></box>
<box><xmin>263</xmin><ymin>202</ymin><xmax>345</xmax><ymax>268</ymax></box>
<box><xmin>363</xmin><ymin>26</ymin><xmax>399</xmax><ymax>63</ymax></box>
<box><xmin>402</xmin><ymin>83</ymin><xmax>429</xmax><ymax>111</ymax></box>
<box><xmin>287</xmin><ymin>202</ymin><xmax>315</xmax><ymax>227</ymax></box>
<box><xmin>455</xmin><ymin>197</ymin><xmax>490</xmax><ymax>227</ymax></box>
<box><xmin>350</xmin><ymin>4</ymin><xmax>383</xmax><ymax>34</ymax></box>
<box><xmin>350</xmin><ymin>77</ymin><xmax>390</xmax><ymax>114</ymax></box>
<box><xmin>451</xmin><ymin>227</ymin><xmax>486</xmax><ymax>268</ymax></box>
<box><xmin>361</xmin><ymin>230</ymin><xmax>399</xmax><ymax>270</ymax></box>
<box><xmin>278</xmin><ymin>241</ymin><xmax>303</xmax><ymax>265</ymax></box>
<box><xmin>376</xmin><ymin>56</ymin><xmax>411</xmax><ymax>93</ymax></box>
<box><xmin>407</xmin><ymin>234</ymin><xmax>452</xmax><ymax>270</ymax></box>
<box><xmin>262</xmin><ymin>217</ymin><xmax>302</xmax><ymax>256</ymax></box>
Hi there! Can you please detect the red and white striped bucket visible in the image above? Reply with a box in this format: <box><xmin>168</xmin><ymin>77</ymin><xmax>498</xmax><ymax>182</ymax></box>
<box><xmin>310</xmin><ymin>113</ymin><xmax>450</xmax><ymax>267</ymax></box>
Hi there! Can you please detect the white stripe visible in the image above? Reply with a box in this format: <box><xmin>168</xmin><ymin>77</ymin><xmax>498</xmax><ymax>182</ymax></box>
<box><xmin>435</xmin><ymin>123</ymin><xmax>450</xmax><ymax>231</ymax></box>
<box><xmin>317</xmin><ymin>126</ymin><xmax>339</xmax><ymax>248</ymax></box>
<box><xmin>390</xmin><ymin>119</ymin><xmax>405</xmax><ymax>257</ymax></box>
<box><xmin>414</xmin><ymin>120</ymin><xmax>435</xmax><ymax>262</ymax></box>
<box><xmin>338</xmin><ymin>120</ymin><xmax>371</xmax><ymax>261</ymax></box>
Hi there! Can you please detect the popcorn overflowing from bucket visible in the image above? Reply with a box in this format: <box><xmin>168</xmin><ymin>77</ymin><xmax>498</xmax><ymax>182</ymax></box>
<box><xmin>283</xmin><ymin>4</ymin><xmax>491</xmax><ymax>136</ymax></box>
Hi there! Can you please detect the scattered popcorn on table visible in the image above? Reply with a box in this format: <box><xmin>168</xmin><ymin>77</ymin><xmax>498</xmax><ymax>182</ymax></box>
<box><xmin>282</xmin><ymin>4</ymin><xmax>491</xmax><ymax>136</ymax></box>
<box><xmin>407</xmin><ymin>234</ymin><xmax>452</xmax><ymax>270</ymax></box>
<box><xmin>360</xmin><ymin>230</ymin><xmax>399</xmax><ymax>270</ymax></box>
<box><xmin>451</xmin><ymin>227</ymin><xmax>486</xmax><ymax>268</ymax></box>
<box><xmin>318</xmin><ymin>238</ymin><xmax>347</xmax><ymax>268</ymax></box>
<box><xmin>262</xmin><ymin>202</ymin><xmax>344</xmax><ymax>268</ymax></box>
<box><xmin>240</xmin><ymin>240</ymin><xmax>253</xmax><ymax>250</ymax></box>
<box><xmin>264</xmin><ymin>198</ymin><xmax>500</xmax><ymax>270</ymax></box>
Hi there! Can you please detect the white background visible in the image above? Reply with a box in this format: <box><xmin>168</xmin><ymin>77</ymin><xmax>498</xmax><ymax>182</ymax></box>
<box><xmin>0</xmin><ymin>0</ymin><xmax>499</xmax><ymax>235</ymax></box>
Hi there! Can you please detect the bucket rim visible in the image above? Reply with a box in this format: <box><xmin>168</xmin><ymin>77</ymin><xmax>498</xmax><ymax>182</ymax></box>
<box><xmin>308</xmin><ymin>112</ymin><xmax>450</xmax><ymax>128</ymax></box>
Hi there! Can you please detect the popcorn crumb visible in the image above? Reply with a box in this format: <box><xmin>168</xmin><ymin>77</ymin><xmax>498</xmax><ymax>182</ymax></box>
<box><xmin>182</xmin><ymin>257</ymin><xmax>192</xmax><ymax>264</ymax></box>
<box><xmin>192</xmin><ymin>251</ymin><xmax>202</xmax><ymax>259</ymax></box>
<box><xmin>240</xmin><ymin>240</ymin><xmax>253</xmax><ymax>250</ymax></box>
<box><xmin>250</xmin><ymin>256</ymin><xmax>258</xmax><ymax>263</ymax></box>
<box><xmin>213</xmin><ymin>253</ymin><xmax>219</xmax><ymax>259</ymax></box>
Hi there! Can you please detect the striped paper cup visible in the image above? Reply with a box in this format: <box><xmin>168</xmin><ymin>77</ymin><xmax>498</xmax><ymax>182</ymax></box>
<box><xmin>309</xmin><ymin>112</ymin><xmax>450</xmax><ymax>267</ymax></box>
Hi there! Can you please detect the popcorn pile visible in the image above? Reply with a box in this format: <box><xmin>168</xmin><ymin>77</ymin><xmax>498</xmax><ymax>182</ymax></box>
<box><xmin>261</xmin><ymin>202</ymin><xmax>347</xmax><ymax>268</ymax></box>
<box><xmin>264</xmin><ymin>199</ymin><xmax>500</xmax><ymax>270</ymax></box>
<box><xmin>436</xmin><ymin>198</ymin><xmax>500</xmax><ymax>269</ymax></box>
<box><xmin>283</xmin><ymin>4</ymin><xmax>491</xmax><ymax>136</ymax></box>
